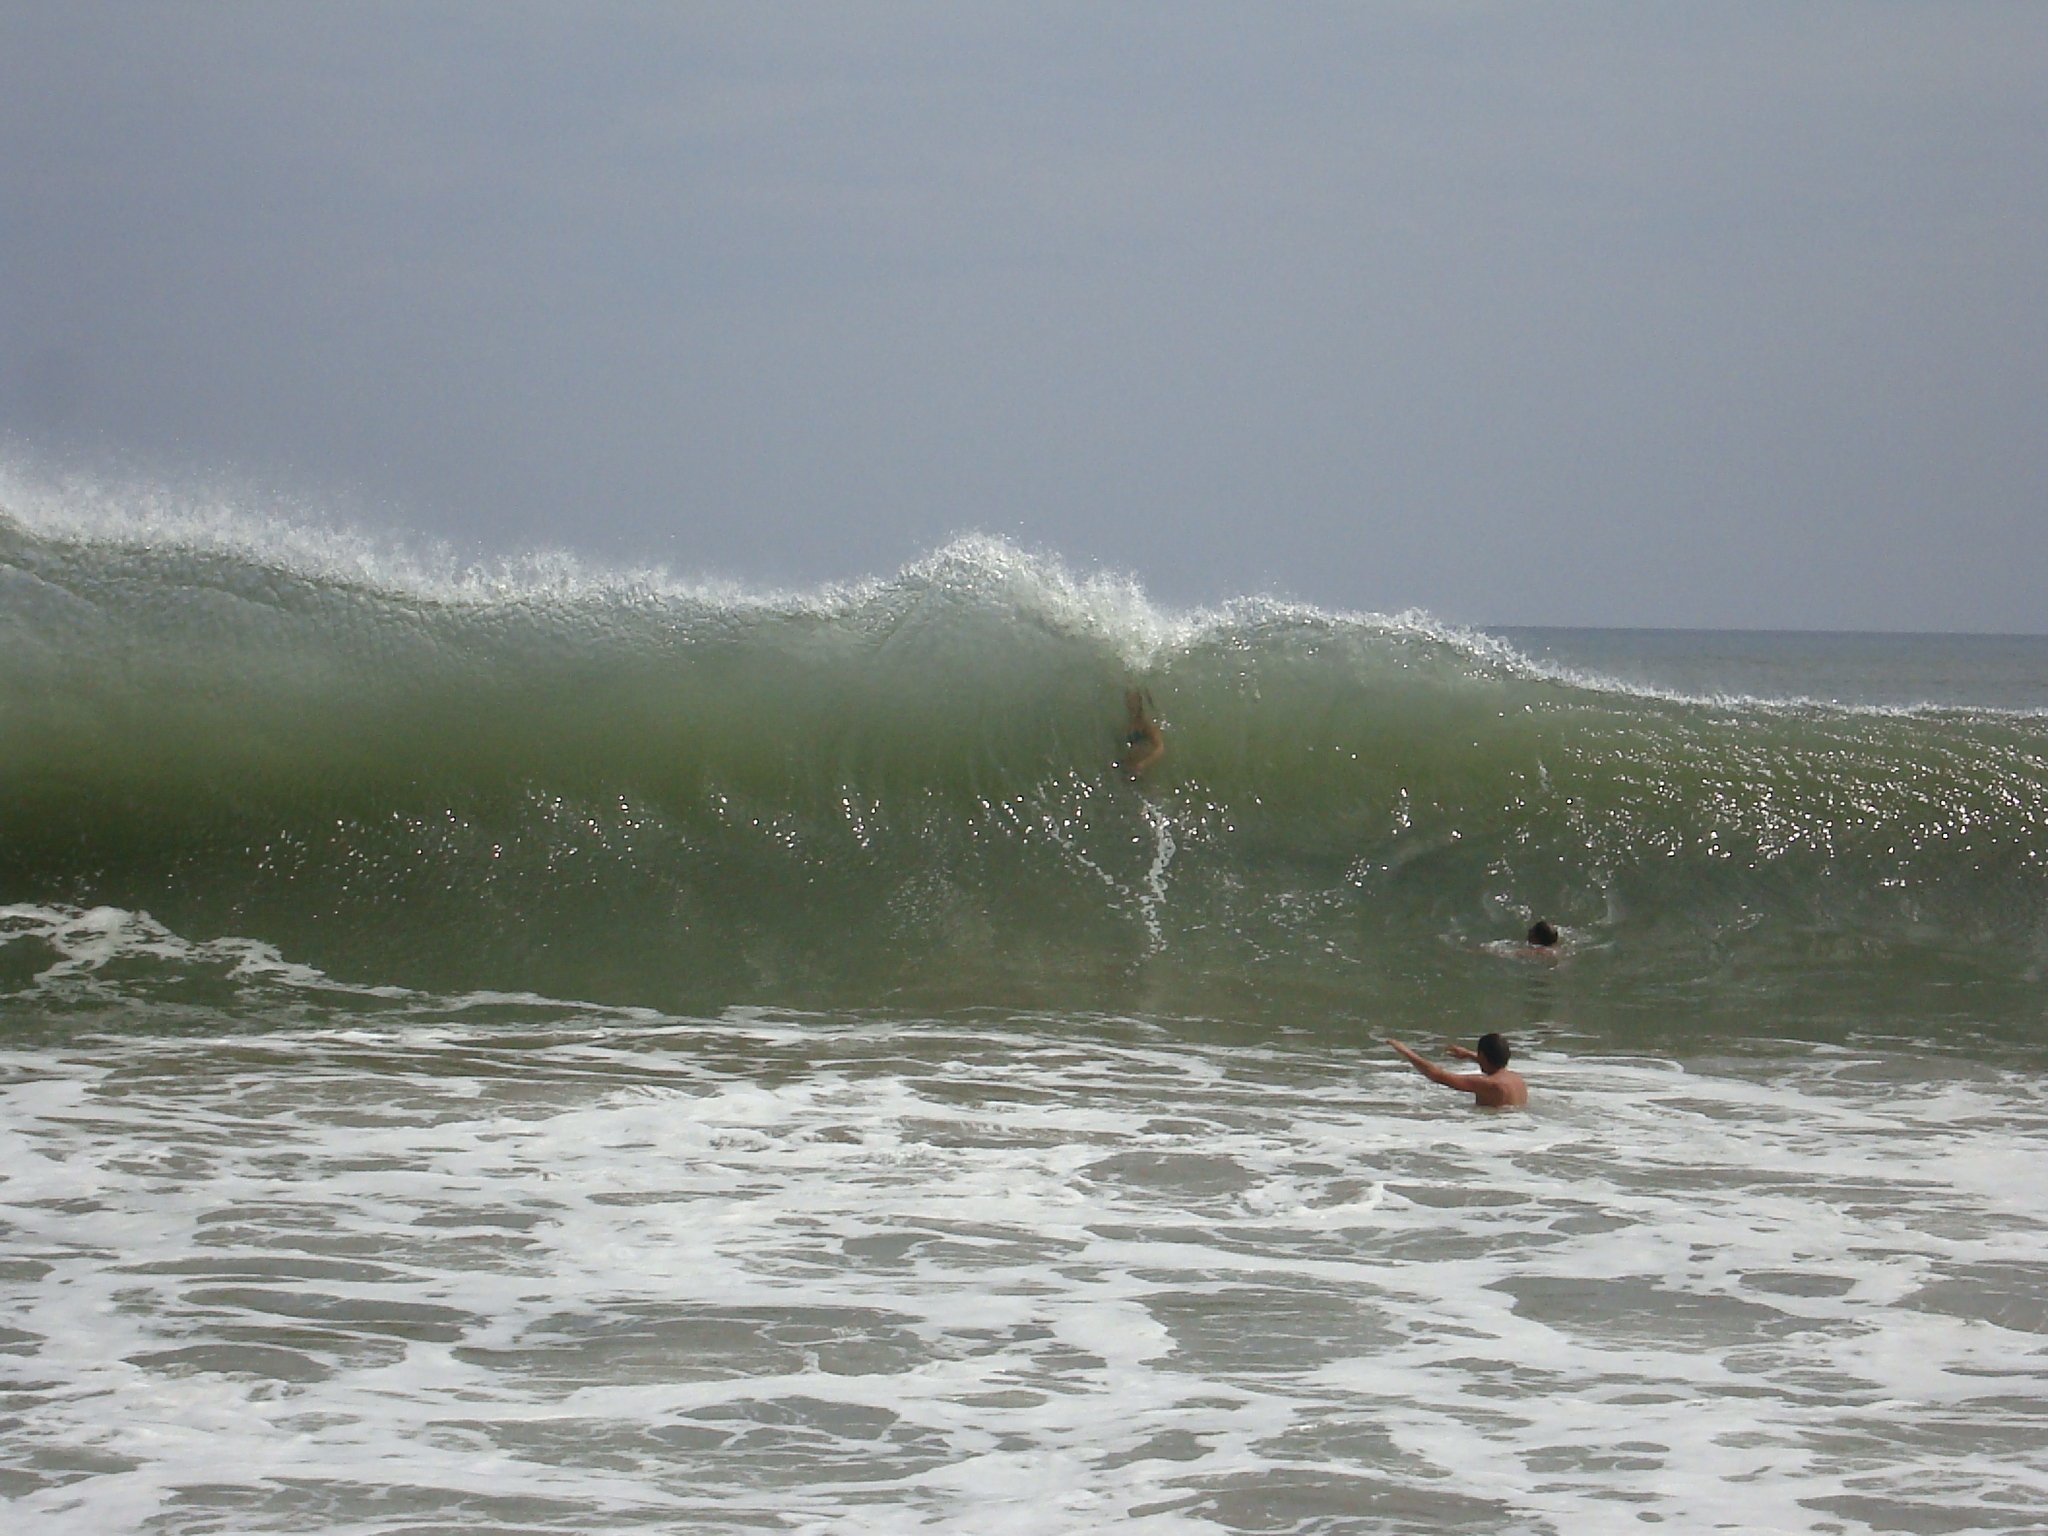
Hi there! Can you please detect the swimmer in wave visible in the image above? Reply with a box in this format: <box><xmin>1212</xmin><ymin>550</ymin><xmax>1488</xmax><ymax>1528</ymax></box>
<box><xmin>1494</xmin><ymin>919</ymin><xmax>1563</xmax><ymax>961</ymax></box>
<box><xmin>1117</xmin><ymin>688</ymin><xmax>1164</xmax><ymax>779</ymax></box>
<box><xmin>1387</xmin><ymin>1033</ymin><xmax>1529</xmax><ymax>1109</ymax></box>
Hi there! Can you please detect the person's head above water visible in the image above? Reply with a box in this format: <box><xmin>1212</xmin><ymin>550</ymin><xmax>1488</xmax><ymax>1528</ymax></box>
<box><xmin>1475</xmin><ymin>1033</ymin><xmax>1511</xmax><ymax>1072</ymax></box>
<box><xmin>1526</xmin><ymin>920</ymin><xmax>1559</xmax><ymax>948</ymax></box>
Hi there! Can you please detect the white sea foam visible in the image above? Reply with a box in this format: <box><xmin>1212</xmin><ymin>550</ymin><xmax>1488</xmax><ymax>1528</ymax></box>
<box><xmin>2</xmin><ymin>1012</ymin><xmax>2042</xmax><ymax>1535</ymax></box>
<box><xmin>0</xmin><ymin>455</ymin><xmax>1539</xmax><ymax>681</ymax></box>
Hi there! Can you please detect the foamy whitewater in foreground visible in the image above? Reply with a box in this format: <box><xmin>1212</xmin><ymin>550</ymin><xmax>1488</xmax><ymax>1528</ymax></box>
<box><xmin>3</xmin><ymin>483</ymin><xmax>2046</xmax><ymax>1533</ymax></box>
<box><xmin>7</xmin><ymin>1000</ymin><xmax>2044</xmax><ymax>1535</ymax></box>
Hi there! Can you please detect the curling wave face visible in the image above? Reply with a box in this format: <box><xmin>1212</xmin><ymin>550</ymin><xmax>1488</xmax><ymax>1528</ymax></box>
<box><xmin>4</xmin><ymin>488</ymin><xmax>2048</xmax><ymax>1044</ymax></box>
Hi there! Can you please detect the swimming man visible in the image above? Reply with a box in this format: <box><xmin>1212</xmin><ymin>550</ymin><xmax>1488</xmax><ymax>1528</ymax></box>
<box><xmin>1505</xmin><ymin>920</ymin><xmax>1563</xmax><ymax>961</ymax></box>
<box><xmin>1117</xmin><ymin>689</ymin><xmax>1164</xmax><ymax>779</ymax></box>
<box><xmin>1387</xmin><ymin>1033</ymin><xmax>1528</xmax><ymax>1108</ymax></box>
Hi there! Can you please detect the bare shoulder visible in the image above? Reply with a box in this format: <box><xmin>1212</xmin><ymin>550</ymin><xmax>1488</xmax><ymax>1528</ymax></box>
<box><xmin>1475</xmin><ymin>1071</ymin><xmax>1528</xmax><ymax>1108</ymax></box>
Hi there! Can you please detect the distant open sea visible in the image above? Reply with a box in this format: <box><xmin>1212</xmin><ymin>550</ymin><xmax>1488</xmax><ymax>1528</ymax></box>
<box><xmin>4</xmin><ymin>502</ymin><xmax>2044</xmax><ymax>1533</ymax></box>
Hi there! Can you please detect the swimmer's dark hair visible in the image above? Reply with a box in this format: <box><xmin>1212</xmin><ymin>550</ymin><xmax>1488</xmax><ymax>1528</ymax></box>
<box><xmin>1476</xmin><ymin>1033</ymin><xmax>1511</xmax><ymax>1072</ymax></box>
<box><xmin>1526</xmin><ymin>920</ymin><xmax>1559</xmax><ymax>947</ymax></box>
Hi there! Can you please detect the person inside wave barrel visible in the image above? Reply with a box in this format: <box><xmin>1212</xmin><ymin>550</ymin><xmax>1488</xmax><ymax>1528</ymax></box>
<box><xmin>1387</xmin><ymin>1033</ymin><xmax>1529</xmax><ymax>1108</ymax></box>
<box><xmin>1117</xmin><ymin>688</ymin><xmax>1164</xmax><ymax>779</ymax></box>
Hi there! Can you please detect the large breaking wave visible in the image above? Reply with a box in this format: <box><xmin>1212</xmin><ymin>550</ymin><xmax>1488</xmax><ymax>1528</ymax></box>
<box><xmin>5</xmin><ymin>480</ymin><xmax>2047</xmax><ymax>1040</ymax></box>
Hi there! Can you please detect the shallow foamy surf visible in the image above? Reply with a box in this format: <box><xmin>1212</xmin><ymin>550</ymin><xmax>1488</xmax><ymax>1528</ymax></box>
<box><xmin>5</xmin><ymin>1005</ymin><xmax>2045</xmax><ymax>1536</ymax></box>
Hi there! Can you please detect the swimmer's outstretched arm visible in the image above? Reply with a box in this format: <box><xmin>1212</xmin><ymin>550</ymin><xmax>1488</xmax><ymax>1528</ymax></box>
<box><xmin>1387</xmin><ymin>1039</ymin><xmax>1483</xmax><ymax>1095</ymax></box>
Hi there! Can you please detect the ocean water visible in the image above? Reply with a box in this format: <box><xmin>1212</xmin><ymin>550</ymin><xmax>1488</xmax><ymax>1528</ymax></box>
<box><xmin>3</xmin><ymin>490</ymin><xmax>2045</xmax><ymax>1534</ymax></box>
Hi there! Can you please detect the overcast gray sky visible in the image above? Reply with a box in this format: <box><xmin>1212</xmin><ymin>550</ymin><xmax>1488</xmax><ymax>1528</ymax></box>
<box><xmin>3</xmin><ymin>2</ymin><xmax>2044</xmax><ymax>629</ymax></box>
